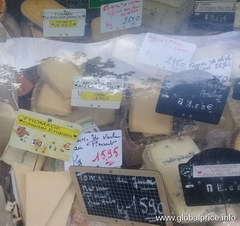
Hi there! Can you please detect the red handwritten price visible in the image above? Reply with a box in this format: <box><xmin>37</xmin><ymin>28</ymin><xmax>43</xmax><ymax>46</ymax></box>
<box><xmin>92</xmin><ymin>146</ymin><xmax>119</xmax><ymax>166</ymax></box>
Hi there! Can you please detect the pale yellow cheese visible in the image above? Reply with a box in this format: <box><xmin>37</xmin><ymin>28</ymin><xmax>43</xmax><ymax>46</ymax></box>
<box><xmin>32</xmin><ymin>82</ymin><xmax>72</xmax><ymax>116</ymax></box>
<box><xmin>143</xmin><ymin>136</ymin><xmax>230</xmax><ymax>222</ymax></box>
<box><xmin>129</xmin><ymin>81</ymin><xmax>172</xmax><ymax>135</ymax></box>
<box><xmin>0</xmin><ymin>102</ymin><xmax>16</xmax><ymax>155</ymax></box>
<box><xmin>12</xmin><ymin>162</ymin><xmax>32</xmax><ymax>223</ymax></box>
<box><xmin>47</xmin><ymin>185</ymin><xmax>75</xmax><ymax>226</ymax></box>
<box><xmin>1</xmin><ymin>146</ymin><xmax>45</xmax><ymax>170</ymax></box>
<box><xmin>57</xmin><ymin>107</ymin><xmax>115</xmax><ymax>127</ymax></box>
<box><xmin>21</xmin><ymin>0</ymin><xmax>64</xmax><ymax>28</ymax></box>
<box><xmin>26</xmin><ymin>171</ymin><xmax>71</xmax><ymax>226</ymax></box>
<box><xmin>37</xmin><ymin>59</ymin><xmax>81</xmax><ymax>99</ymax></box>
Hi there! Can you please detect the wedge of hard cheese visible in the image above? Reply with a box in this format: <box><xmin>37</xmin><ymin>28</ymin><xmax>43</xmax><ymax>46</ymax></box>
<box><xmin>12</xmin><ymin>162</ymin><xmax>33</xmax><ymax>223</ymax></box>
<box><xmin>32</xmin><ymin>81</ymin><xmax>72</xmax><ymax>116</ymax></box>
<box><xmin>21</xmin><ymin>0</ymin><xmax>64</xmax><ymax>27</ymax></box>
<box><xmin>129</xmin><ymin>80</ymin><xmax>172</xmax><ymax>135</ymax></box>
<box><xmin>143</xmin><ymin>136</ymin><xmax>230</xmax><ymax>222</ymax></box>
<box><xmin>37</xmin><ymin>59</ymin><xmax>81</xmax><ymax>99</ymax></box>
<box><xmin>26</xmin><ymin>171</ymin><xmax>72</xmax><ymax>226</ymax></box>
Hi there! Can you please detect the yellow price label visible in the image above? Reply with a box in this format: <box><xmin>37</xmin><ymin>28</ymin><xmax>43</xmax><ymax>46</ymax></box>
<box><xmin>49</xmin><ymin>20</ymin><xmax>78</xmax><ymax>28</ymax></box>
<box><xmin>17</xmin><ymin>114</ymin><xmax>79</xmax><ymax>140</ymax></box>
<box><xmin>81</xmin><ymin>92</ymin><xmax>122</xmax><ymax>102</ymax></box>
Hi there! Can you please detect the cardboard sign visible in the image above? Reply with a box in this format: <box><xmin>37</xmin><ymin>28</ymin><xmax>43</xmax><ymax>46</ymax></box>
<box><xmin>89</xmin><ymin>0</ymin><xmax>126</xmax><ymax>9</ymax></box>
<box><xmin>156</xmin><ymin>70</ymin><xmax>230</xmax><ymax>124</ymax></box>
<box><xmin>65</xmin><ymin>130</ymin><xmax>122</xmax><ymax>169</ymax></box>
<box><xmin>70</xmin><ymin>167</ymin><xmax>173</xmax><ymax>226</ymax></box>
<box><xmin>189</xmin><ymin>54</ymin><xmax>232</xmax><ymax>83</ymax></box>
<box><xmin>100</xmin><ymin>0</ymin><xmax>143</xmax><ymax>33</ymax></box>
<box><xmin>43</xmin><ymin>9</ymin><xmax>86</xmax><ymax>37</ymax></box>
<box><xmin>71</xmin><ymin>76</ymin><xmax>123</xmax><ymax>109</ymax></box>
<box><xmin>138</xmin><ymin>33</ymin><xmax>196</xmax><ymax>72</ymax></box>
<box><xmin>179</xmin><ymin>148</ymin><xmax>240</xmax><ymax>206</ymax></box>
<box><xmin>190</xmin><ymin>0</ymin><xmax>236</xmax><ymax>31</ymax></box>
<box><xmin>8</xmin><ymin>110</ymin><xmax>81</xmax><ymax>161</ymax></box>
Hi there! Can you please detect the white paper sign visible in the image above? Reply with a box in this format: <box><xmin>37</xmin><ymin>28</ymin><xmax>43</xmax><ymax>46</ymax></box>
<box><xmin>138</xmin><ymin>33</ymin><xmax>197</xmax><ymax>72</ymax></box>
<box><xmin>64</xmin><ymin>130</ymin><xmax>122</xmax><ymax>169</ymax></box>
<box><xmin>43</xmin><ymin>9</ymin><xmax>86</xmax><ymax>37</ymax></box>
<box><xmin>100</xmin><ymin>0</ymin><xmax>143</xmax><ymax>33</ymax></box>
<box><xmin>193</xmin><ymin>164</ymin><xmax>240</xmax><ymax>178</ymax></box>
<box><xmin>71</xmin><ymin>76</ymin><xmax>123</xmax><ymax>109</ymax></box>
<box><xmin>189</xmin><ymin>54</ymin><xmax>232</xmax><ymax>83</ymax></box>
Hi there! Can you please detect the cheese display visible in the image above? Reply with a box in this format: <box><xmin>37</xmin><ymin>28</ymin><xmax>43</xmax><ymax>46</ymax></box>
<box><xmin>0</xmin><ymin>102</ymin><xmax>16</xmax><ymax>155</ymax></box>
<box><xmin>21</xmin><ymin>0</ymin><xmax>64</xmax><ymax>28</ymax></box>
<box><xmin>129</xmin><ymin>80</ymin><xmax>173</xmax><ymax>135</ymax></box>
<box><xmin>31</xmin><ymin>81</ymin><xmax>72</xmax><ymax>116</ymax></box>
<box><xmin>37</xmin><ymin>59</ymin><xmax>81</xmax><ymax>99</ymax></box>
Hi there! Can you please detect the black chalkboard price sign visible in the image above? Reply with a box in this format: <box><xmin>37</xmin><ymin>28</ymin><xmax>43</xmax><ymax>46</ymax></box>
<box><xmin>70</xmin><ymin>167</ymin><xmax>172</xmax><ymax>226</ymax></box>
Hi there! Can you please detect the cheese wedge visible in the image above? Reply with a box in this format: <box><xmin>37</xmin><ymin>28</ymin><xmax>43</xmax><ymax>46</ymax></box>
<box><xmin>46</xmin><ymin>185</ymin><xmax>75</xmax><ymax>226</ymax></box>
<box><xmin>0</xmin><ymin>102</ymin><xmax>16</xmax><ymax>155</ymax></box>
<box><xmin>143</xmin><ymin>136</ymin><xmax>230</xmax><ymax>222</ymax></box>
<box><xmin>129</xmin><ymin>81</ymin><xmax>172</xmax><ymax>135</ymax></box>
<box><xmin>32</xmin><ymin>82</ymin><xmax>72</xmax><ymax>116</ymax></box>
<box><xmin>12</xmin><ymin>162</ymin><xmax>32</xmax><ymax>223</ymax></box>
<box><xmin>1</xmin><ymin>146</ymin><xmax>45</xmax><ymax>170</ymax></box>
<box><xmin>21</xmin><ymin>0</ymin><xmax>64</xmax><ymax>27</ymax></box>
<box><xmin>37</xmin><ymin>59</ymin><xmax>81</xmax><ymax>99</ymax></box>
<box><xmin>26</xmin><ymin>171</ymin><xmax>71</xmax><ymax>226</ymax></box>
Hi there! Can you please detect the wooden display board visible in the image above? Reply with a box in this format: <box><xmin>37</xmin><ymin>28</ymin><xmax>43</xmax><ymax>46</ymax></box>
<box><xmin>70</xmin><ymin>166</ymin><xmax>173</xmax><ymax>226</ymax></box>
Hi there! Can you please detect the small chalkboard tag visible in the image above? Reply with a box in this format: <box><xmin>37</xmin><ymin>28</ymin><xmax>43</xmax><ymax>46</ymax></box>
<box><xmin>190</xmin><ymin>0</ymin><xmax>237</xmax><ymax>31</ymax></box>
<box><xmin>155</xmin><ymin>70</ymin><xmax>230</xmax><ymax>124</ymax></box>
<box><xmin>233</xmin><ymin>78</ymin><xmax>240</xmax><ymax>100</ymax></box>
<box><xmin>178</xmin><ymin>148</ymin><xmax>240</xmax><ymax>206</ymax></box>
<box><xmin>70</xmin><ymin>167</ymin><xmax>173</xmax><ymax>226</ymax></box>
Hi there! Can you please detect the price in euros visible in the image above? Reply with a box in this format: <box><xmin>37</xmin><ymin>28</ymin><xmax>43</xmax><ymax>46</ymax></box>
<box><xmin>122</xmin><ymin>16</ymin><xmax>140</xmax><ymax>26</ymax></box>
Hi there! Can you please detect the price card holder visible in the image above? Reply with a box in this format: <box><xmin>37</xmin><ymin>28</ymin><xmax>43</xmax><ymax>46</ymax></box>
<box><xmin>70</xmin><ymin>167</ymin><xmax>173</xmax><ymax>226</ymax></box>
<box><xmin>179</xmin><ymin>148</ymin><xmax>240</xmax><ymax>206</ymax></box>
<box><xmin>190</xmin><ymin>0</ymin><xmax>236</xmax><ymax>31</ymax></box>
<box><xmin>156</xmin><ymin>70</ymin><xmax>230</xmax><ymax>124</ymax></box>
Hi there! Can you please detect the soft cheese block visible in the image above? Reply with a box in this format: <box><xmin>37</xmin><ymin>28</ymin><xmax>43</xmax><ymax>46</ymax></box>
<box><xmin>21</xmin><ymin>0</ymin><xmax>64</xmax><ymax>27</ymax></box>
<box><xmin>37</xmin><ymin>59</ymin><xmax>81</xmax><ymax>99</ymax></box>
<box><xmin>32</xmin><ymin>81</ymin><xmax>72</xmax><ymax>116</ymax></box>
<box><xmin>1</xmin><ymin>146</ymin><xmax>45</xmax><ymax>170</ymax></box>
<box><xmin>12</xmin><ymin>162</ymin><xmax>32</xmax><ymax>223</ymax></box>
<box><xmin>0</xmin><ymin>102</ymin><xmax>16</xmax><ymax>155</ymax></box>
<box><xmin>26</xmin><ymin>171</ymin><xmax>72</xmax><ymax>226</ymax></box>
<box><xmin>129</xmin><ymin>81</ymin><xmax>172</xmax><ymax>135</ymax></box>
<box><xmin>143</xmin><ymin>136</ymin><xmax>230</xmax><ymax>222</ymax></box>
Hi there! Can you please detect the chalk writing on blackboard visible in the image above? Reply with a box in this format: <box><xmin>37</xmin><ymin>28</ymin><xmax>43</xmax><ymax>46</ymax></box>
<box><xmin>76</xmin><ymin>172</ymin><xmax>166</xmax><ymax>225</ymax></box>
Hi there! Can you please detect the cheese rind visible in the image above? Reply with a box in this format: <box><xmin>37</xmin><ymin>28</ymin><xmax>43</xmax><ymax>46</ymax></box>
<box><xmin>32</xmin><ymin>81</ymin><xmax>71</xmax><ymax>116</ymax></box>
<box><xmin>37</xmin><ymin>59</ymin><xmax>81</xmax><ymax>99</ymax></box>
<box><xmin>129</xmin><ymin>81</ymin><xmax>172</xmax><ymax>135</ymax></box>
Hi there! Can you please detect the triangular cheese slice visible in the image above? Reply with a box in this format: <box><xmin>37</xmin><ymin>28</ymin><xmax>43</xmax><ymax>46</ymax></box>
<box><xmin>46</xmin><ymin>185</ymin><xmax>75</xmax><ymax>226</ymax></box>
<box><xmin>12</xmin><ymin>162</ymin><xmax>33</xmax><ymax>223</ymax></box>
<box><xmin>26</xmin><ymin>171</ymin><xmax>71</xmax><ymax>226</ymax></box>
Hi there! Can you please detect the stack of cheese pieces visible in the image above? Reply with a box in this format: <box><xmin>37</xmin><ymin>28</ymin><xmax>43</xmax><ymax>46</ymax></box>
<box><xmin>12</xmin><ymin>162</ymin><xmax>75</xmax><ymax>226</ymax></box>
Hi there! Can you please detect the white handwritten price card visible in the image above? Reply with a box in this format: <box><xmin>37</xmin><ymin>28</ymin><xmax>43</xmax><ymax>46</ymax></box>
<box><xmin>65</xmin><ymin>130</ymin><xmax>122</xmax><ymax>169</ymax></box>
<box><xmin>8</xmin><ymin>109</ymin><xmax>81</xmax><ymax>161</ymax></box>
<box><xmin>70</xmin><ymin>167</ymin><xmax>173</xmax><ymax>226</ymax></box>
<box><xmin>100</xmin><ymin>0</ymin><xmax>143</xmax><ymax>33</ymax></box>
<box><xmin>138</xmin><ymin>33</ymin><xmax>197</xmax><ymax>72</ymax></box>
<box><xmin>189</xmin><ymin>54</ymin><xmax>232</xmax><ymax>83</ymax></box>
<box><xmin>71</xmin><ymin>76</ymin><xmax>123</xmax><ymax>109</ymax></box>
<box><xmin>43</xmin><ymin>9</ymin><xmax>86</xmax><ymax>37</ymax></box>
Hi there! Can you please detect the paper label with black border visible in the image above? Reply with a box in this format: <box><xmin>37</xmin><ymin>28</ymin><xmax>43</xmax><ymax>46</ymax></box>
<box><xmin>233</xmin><ymin>78</ymin><xmax>240</xmax><ymax>100</ymax></box>
<box><xmin>190</xmin><ymin>0</ymin><xmax>236</xmax><ymax>31</ymax></box>
<box><xmin>155</xmin><ymin>70</ymin><xmax>230</xmax><ymax>124</ymax></box>
<box><xmin>70</xmin><ymin>167</ymin><xmax>173</xmax><ymax>226</ymax></box>
<box><xmin>178</xmin><ymin>148</ymin><xmax>240</xmax><ymax>206</ymax></box>
<box><xmin>8</xmin><ymin>109</ymin><xmax>81</xmax><ymax>161</ymax></box>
